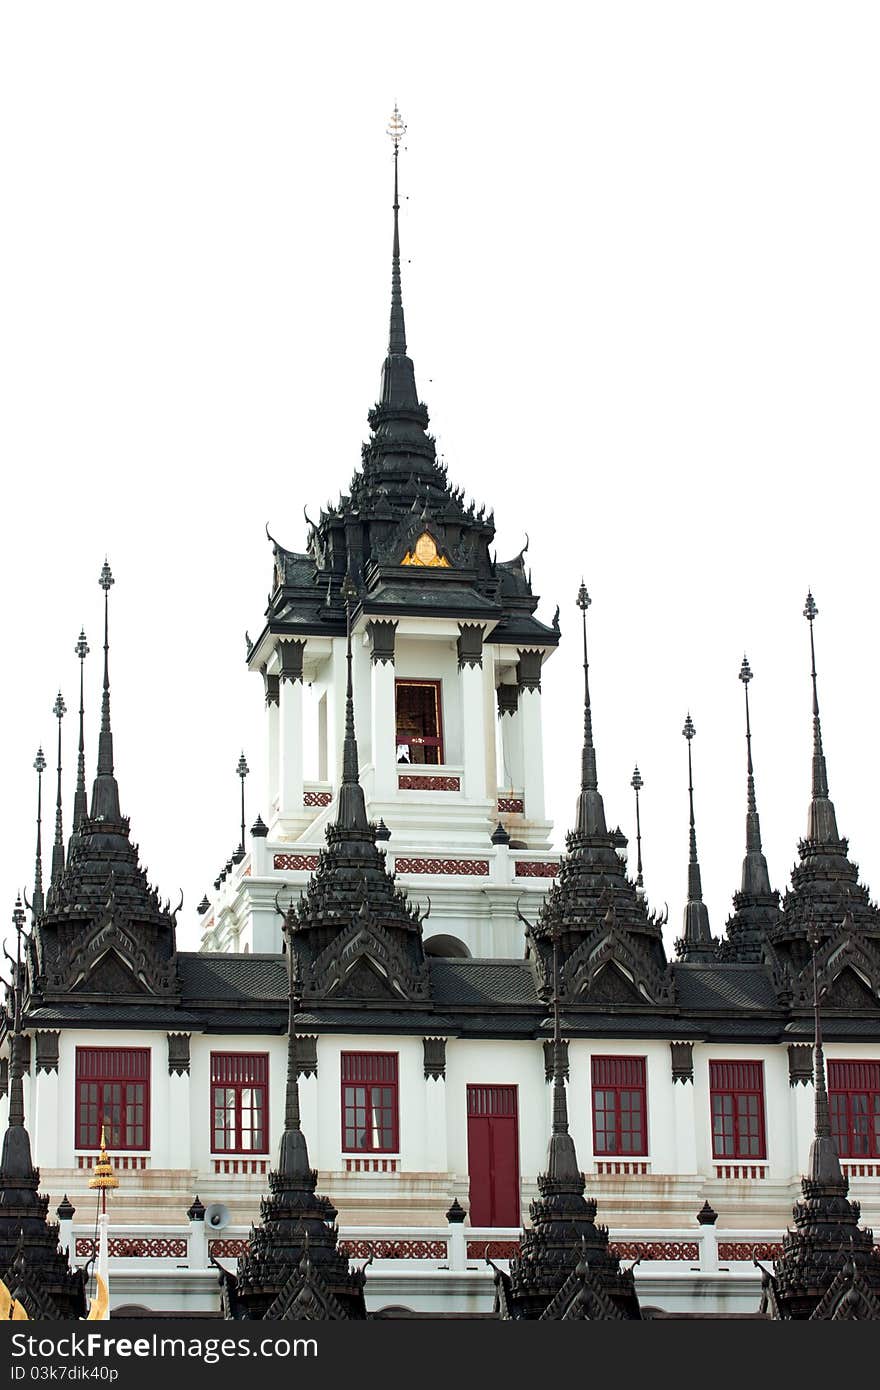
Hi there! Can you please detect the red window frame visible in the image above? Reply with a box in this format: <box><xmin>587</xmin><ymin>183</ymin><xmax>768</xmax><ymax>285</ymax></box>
<box><xmin>829</xmin><ymin>1060</ymin><xmax>880</xmax><ymax>1159</ymax></box>
<box><xmin>75</xmin><ymin>1047</ymin><xmax>150</xmax><ymax>1151</ymax></box>
<box><xmin>395</xmin><ymin>679</ymin><xmax>444</xmax><ymax>765</ymax></box>
<box><xmin>210</xmin><ymin>1053</ymin><xmax>269</xmax><ymax>1155</ymax></box>
<box><xmin>591</xmin><ymin>1056</ymin><xmax>648</xmax><ymax>1157</ymax></box>
<box><xmin>341</xmin><ymin>1052</ymin><xmax>399</xmax><ymax>1154</ymax></box>
<box><xmin>709</xmin><ymin>1060</ymin><xmax>766</xmax><ymax>1160</ymax></box>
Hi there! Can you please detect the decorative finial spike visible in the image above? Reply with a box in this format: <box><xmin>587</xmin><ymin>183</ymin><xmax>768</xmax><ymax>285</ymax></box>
<box><xmin>32</xmin><ymin>747</ymin><xmax>47</xmax><ymax>917</ymax></box>
<box><xmin>678</xmin><ymin>712</ymin><xmax>715</xmax><ymax>960</ymax></box>
<box><xmin>574</xmin><ymin>583</ymin><xmax>606</xmax><ymax>836</ymax></box>
<box><xmin>73</xmin><ymin>628</ymin><xmax>90</xmax><ymax>831</ymax></box>
<box><xmin>386</xmin><ymin>103</ymin><xmax>406</xmax><ymax>150</ymax></box>
<box><xmin>802</xmin><ymin>589</ymin><xmax>839</xmax><ymax>844</ymax></box>
<box><xmin>806</xmin><ymin>922</ymin><xmax>843</xmax><ymax>1184</ymax></box>
<box><xmin>50</xmin><ymin>692</ymin><xmax>67</xmax><ymax>887</ymax></box>
<box><xmin>336</xmin><ymin>575</ymin><xmax>369</xmax><ymax>830</ymax></box>
<box><xmin>90</xmin><ymin>559</ymin><xmax>122</xmax><ymax>822</ymax></box>
<box><xmin>739</xmin><ymin>655</ymin><xmax>772</xmax><ymax>895</ymax></box>
<box><xmin>236</xmin><ymin>751</ymin><xmax>250</xmax><ymax>852</ymax></box>
<box><xmin>631</xmin><ymin>764</ymin><xmax>644</xmax><ymax>892</ymax></box>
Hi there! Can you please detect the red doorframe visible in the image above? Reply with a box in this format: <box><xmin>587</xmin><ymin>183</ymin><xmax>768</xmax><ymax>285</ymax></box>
<box><xmin>466</xmin><ymin>1085</ymin><xmax>520</xmax><ymax>1227</ymax></box>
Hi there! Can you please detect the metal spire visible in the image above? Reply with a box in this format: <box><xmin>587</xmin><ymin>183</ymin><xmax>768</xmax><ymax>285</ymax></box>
<box><xmin>546</xmin><ymin>925</ymin><xmax>579</xmax><ymax>1182</ymax></box>
<box><xmin>72</xmin><ymin>629</ymin><xmax>90</xmax><ymax>830</ymax></box>
<box><xmin>32</xmin><ymin>748</ymin><xmax>46</xmax><ymax>918</ymax></box>
<box><xmin>277</xmin><ymin>915</ymin><xmax>310</xmax><ymax>1179</ymax></box>
<box><xmin>739</xmin><ymin>657</ymin><xmax>771</xmax><ymax>895</ymax></box>
<box><xmin>50</xmin><ymin>692</ymin><xmax>67</xmax><ymax>887</ymax></box>
<box><xmin>807</xmin><ymin>924</ymin><xmax>843</xmax><ymax>1185</ymax></box>
<box><xmin>335</xmin><ymin>576</ymin><xmax>369</xmax><ymax>830</ymax></box>
<box><xmin>630</xmin><ymin>765</ymin><xmax>644</xmax><ymax>892</ymax></box>
<box><xmin>574</xmin><ymin>583</ymin><xmax>607</xmax><ymax>837</ymax></box>
<box><xmin>379</xmin><ymin>105</ymin><xmax>419</xmax><ymax>412</ymax></box>
<box><xmin>90</xmin><ymin>560</ymin><xmax>122</xmax><ymax>822</ymax></box>
<box><xmin>236</xmin><ymin>752</ymin><xmax>250</xmax><ymax>853</ymax></box>
<box><xmin>803</xmin><ymin>592</ymin><xmax>840</xmax><ymax>844</ymax></box>
<box><xmin>680</xmin><ymin>715</ymin><xmax>714</xmax><ymax>957</ymax></box>
<box><xmin>0</xmin><ymin>896</ymin><xmax>35</xmax><ymax>1181</ymax></box>
<box><xmin>387</xmin><ymin>104</ymin><xmax>407</xmax><ymax>356</ymax></box>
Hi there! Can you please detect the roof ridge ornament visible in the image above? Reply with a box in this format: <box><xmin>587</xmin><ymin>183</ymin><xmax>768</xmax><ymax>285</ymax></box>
<box><xmin>72</xmin><ymin>630</ymin><xmax>90</xmax><ymax>832</ymax></box>
<box><xmin>32</xmin><ymin>749</ymin><xmax>46</xmax><ymax>919</ymax></box>
<box><xmin>803</xmin><ymin>591</ymin><xmax>840</xmax><ymax>844</ymax></box>
<box><xmin>630</xmin><ymin>765</ymin><xmax>644</xmax><ymax>894</ymax></box>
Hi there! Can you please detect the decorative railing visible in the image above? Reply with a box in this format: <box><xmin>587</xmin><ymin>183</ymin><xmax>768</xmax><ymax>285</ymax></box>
<box><xmin>514</xmin><ymin>861</ymin><xmax>558</xmax><ymax>878</ymax></box>
<box><xmin>76</xmin><ymin>1236</ymin><xmax>187</xmax><ymax>1259</ymax></box>
<box><xmin>339</xmin><ymin>1239</ymin><xmax>446</xmax><ymax>1260</ymax></box>
<box><xmin>273</xmin><ymin>853</ymin><xmax>319</xmax><ymax>871</ymax></box>
<box><xmin>717</xmin><ymin>1242</ymin><xmax>783</xmax><ymax>1261</ymax></box>
<box><xmin>394</xmin><ymin>858</ymin><xmax>489</xmax><ymax>877</ymax></box>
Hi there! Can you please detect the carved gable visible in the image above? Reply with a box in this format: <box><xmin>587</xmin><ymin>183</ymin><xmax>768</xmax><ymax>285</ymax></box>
<box><xmin>583</xmin><ymin>962</ymin><xmax>644</xmax><ymax>1006</ymax></box>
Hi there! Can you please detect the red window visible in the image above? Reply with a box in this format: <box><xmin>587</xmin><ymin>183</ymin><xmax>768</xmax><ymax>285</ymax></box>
<box><xmin>211</xmin><ymin>1053</ymin><xmax>268</xmax><ymax>1154</ymax></box>
<box><xmin>710</xmin><ymin>1061</ymin><xmax>766</xmax><ymax>1160</ymax></box>
<box><xmin>829</xmin><ymin>1061</ymin><xmax>880</xmax><ymax>1159</ymax></box>
<box><xmin>76</xmin><ymin>1048</ymin><xmax>150</xmax><ymax>1151</ymax></box>
<box><xmin>341</xmin><ymin>1053</ymin><xmax>399</xmax><ymax>1153</ymax></box>
<box><xmin>466</xmin><ymin>1085</ymin><xmax>521</xmax><ymax>1227</ymax></box>
<box><xmin>395</xmin><ymin>680</ymin><xmax>443</xmax><ymax>765</ymax></box>
<box><xmin>591</xmin><ymin>1056</ymin><xmax>648</xmax><ymax>1156</ymax></box>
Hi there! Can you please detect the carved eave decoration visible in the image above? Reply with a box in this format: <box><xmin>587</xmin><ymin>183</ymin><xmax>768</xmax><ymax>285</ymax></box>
<box><xmin>302</xmin><ymin>910</ymin><xmax>430</xmax><ymax>1004</ymax></box>
<box><xmin>533</xmin><ymin>914</ymin><xmax>674</xmax><ymax>1008</ymax></box>
<box><xmin>539</xmin><ymin>1260</ymin><xmax>629</xmax><ymax>1322</ymax></box>
<box><xmin>789</xmin><ymin>924</ymin><xmax>880</xmax><ymax>1009</ymax></box>
<box><xmin>262</xmin><ymin>1253</ymin><xmax>362</xmax><ymax>1322</ymax></box>
<box><xmin>42</xmin><ymin>902</ymin><xmax>179</xmax><ymax>1000</ymax></box>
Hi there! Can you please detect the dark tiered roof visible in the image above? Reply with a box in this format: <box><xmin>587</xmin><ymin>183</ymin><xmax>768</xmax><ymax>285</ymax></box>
<box><xmin>247</xmin><ymin>120</ymin><xmax>558</xmax><ymax>658</ymax></box>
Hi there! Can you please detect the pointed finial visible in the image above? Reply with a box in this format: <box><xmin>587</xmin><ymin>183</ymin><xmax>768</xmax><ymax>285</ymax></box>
<box><xmin>679</xmin><ymin>714</ymin><xmax>714</xmax><ymax>959</ymax></box>
<box><xmin>803</xmin><ymin>590</ymin><xmax>839</xmax><ymax>844</ymax></box>
<box><xmin>806</xmin><ymin>921</ymin><xmax>844</xmax><ymax>1185</ymax></box>
<box><xmin>91</xmin><ymin>559</ymin><xmax>121</xmax><ymax>822</ymax></box>
<box><xmin>545</xmin><ymin>922</ymin><xmax>580</xmax><ymax>1183</ymax></box>
<box><xmin>387</xmin><ymin>104</ymin><xmax>408</xmax><ymax>358</ymax></box>
<box><xmin>3</xmin><ymin>896</ymin><xmax>29</xmax><ymax>1140</ymax></box>
<box><xmin>738</xmin><ymin>655</ymin><xmax>772</xmax><ymax>895</ymax></box>
<box><xmin>277</xmin><ymin>912</ymin><xmax>312</xmax><ymax>1179</ymax></box>
<box><xmin>336</xmin><ymin>575</ymin><xmax>369</xmax><ymax>830</ymax></box>
<box><xmin>387</xmin><ymin>103</ymin><xmax>406</xmax><ymax>150</ymax></box>
<box><xmin>72</xmin><ymin>629</ymin><xmax>90</xmax><ymax>831</ymax></box>
<box><xmin>50</xmin><ymin>691</ymin><xmax>67</xmax><ymax>887</ymax></box>
<box><xmin>32</xmin><ymin>747</ymin><xmax>47</xmax><ymax>918</ymax></box>
<box><xmin>236</xmin><ymin>751</ymin><xmax>250</xmax><ymax>853</ymax></box>
<box><xmin>631</xmin><ymin>764</ymin><xmax>644</xmax><ymax>892</ymax></box>
<box><xmin>574</xmin><ymin>582</ymin><xmax>606</xmax><ymax>837</ymax></box>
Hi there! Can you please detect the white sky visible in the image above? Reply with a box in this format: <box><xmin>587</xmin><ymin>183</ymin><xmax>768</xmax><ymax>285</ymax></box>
<box><xmin>1</xmin><ymin>3</ymin><xmax>878</xmax><ymax>956</ymax></box>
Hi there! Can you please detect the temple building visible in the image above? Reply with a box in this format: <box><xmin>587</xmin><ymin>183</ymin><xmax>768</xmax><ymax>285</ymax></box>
<box><xmin>1</xmin><ymin>109</ymin><xmax>878</xmax><ymax>1319</ymax></box>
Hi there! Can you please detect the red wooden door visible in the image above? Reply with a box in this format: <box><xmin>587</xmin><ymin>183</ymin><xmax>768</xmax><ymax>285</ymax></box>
<box><xmin>466</xmin><ymin>1085</ymin><xmax>520</xmax><ymax>1227</ymax></box>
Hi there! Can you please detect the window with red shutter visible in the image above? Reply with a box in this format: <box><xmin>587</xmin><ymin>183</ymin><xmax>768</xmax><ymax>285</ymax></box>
<box><xmin>395</xmin><ymin>680</ymin><xmax>443</xmax><ymax>765</ymax></box>
<box><xmin>341</xmin><ymin>1053</ymin><xmax>399</xmax><ymax>1153</ymax></box>
<box><xmin>709</xmin><ymin>1060</ymin><xmax>766</xmax><ymax>1160</ymax></box>
<box><xmin>828</xmin><ymin>1061</ymin><xmax>880</xmax><ymax>1159</ymax></box>
<box><xmin>210</xmin><ymin>1053</ymin><xmax>269</xmax><ymax>1154</ymax></box>
<box><xmin>75</xmin><ymin>1048</ymin><xmax>150</xmax><ymax>1151</ymax></box>
<box><xmin>590</xmin><ymin>1056</ymin><xmax>648</xmax><ymax>1156</ymax></box>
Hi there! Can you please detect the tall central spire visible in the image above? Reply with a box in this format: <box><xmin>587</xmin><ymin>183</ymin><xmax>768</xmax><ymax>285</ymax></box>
<box><xmin>803</xmin><ymin>592</ymin><xmax>840</xmax><ymax>844</ymax></box>
<box><xmin>378</xmin><ymin>105</ymin><xmax>419</xmax><ymax>413</ymax></box>
<box><xmin>739</xmin><ymin>657</ymin><xmax>771</xmax><ymax>895</ymax></box>
<box><xmin>679</xmin><ymin>714</ymin><xmax>715</xmax><ymax>960</ymax></box>
<box><xmin>574</xmin><ymin>583</ymin><xmax>606</xmax><ymax>837</ymax></box>
<box><xmin>335</xmin><ymin>576</ymin><xmax>369</xmax><ymax>831</ymax></box>
<box><xmin>90</xmin><ymin>560</ymin><xmax>122</xmax><ymax>823</ymax></box>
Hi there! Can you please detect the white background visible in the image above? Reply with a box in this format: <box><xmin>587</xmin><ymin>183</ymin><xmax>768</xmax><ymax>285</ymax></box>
<box><xmin>1</xmin><ymin>2</ymin><xmax>878</xmax><ymax>954</ymax></box>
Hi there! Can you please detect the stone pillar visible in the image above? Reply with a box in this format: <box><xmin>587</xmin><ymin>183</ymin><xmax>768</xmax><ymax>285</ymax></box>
<box><xmin>497</xmin><ymin>683</ymin><xmax>523</xmax><ymax>796</ymax></box>
<box><xmin>697</xmin><ymin>1201</ymin><xmax>719</xmax><ymax>1273</ymax></box>
<box><xmin>278</xmin><ymin>641</ymin><xmax>305</xmax><ymax>814</ymax></box>
<box><xmin>369</xmin><ymin>621</ymin><xmax>398</xmax><ymax>801</ymax></box>
<box><xmin>187</xmin><ymin>1197</ymin><xmax>208</xmax><ymax>1269</ymax></box>
<box><xmin>423</xmin><ymin>1039</ymin><xmax>449</xmax><ymax>1176</ymax></box>
<box><xmin>446</xmin><ymin>1199</ymin><xmax>467</xmax><ymax>1272</ymax></box>
<box><xmin>459</xmin><ymin>625</ymin><xmax>486</xmax><ymax>800</ymax></box>
<box><xmin>517</xmin><ymin>650</ymin><xmax>545</xmax><ymax>822</ymax></box>
<box><xmin>262</xmin><ymin>668</ymin><xmax>280</xmax><ymax>815</ymax></box>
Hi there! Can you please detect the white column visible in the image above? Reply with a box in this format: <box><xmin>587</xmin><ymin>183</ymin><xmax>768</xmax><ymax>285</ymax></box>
<box><xmin>498</xmin><ymin>691</ymin><xmax>524</xmax><ymax>795</ymax></box>
<box><xmin>699</xmin><ymin>1216</ymin><xmax>719</xmax><ymax>1272</ymax></box>
<box><xmin>279</xmin><ymin>677</ymin><xmax>304</xmax><ymax>813</ymax></box>
<box><xmin>266</xmin><ymin>682</ymin><xmax>280</xmax><ymax>815</ymax></box>
<box><xmin>461</xmin><ymin>661</ymin><xmax>487</xmax><ymax>800</ymax></box>
<box><xmin>188</xmin><ymin>1211</ymin><xmax>208</xmax><ymax>1269</ymax></box>
<box><xmin>371</xmin><ymin>658</ymin><xmax>397</xmax><ymax>800</ymax></box>
<box><xmin>169</xmin><ymin>1071</ymin><xmax>192</xmax><ymax>1168</ymax></box>
<box><xmin>519</xmin><ymin>687</ymin><xmax>545</xmax><ymax>822</ymax></box>
<box><xmin>56</xmin><ymin>1200</ymin><xmax>75</xmax><ymax>1259</ymax></box>
<box><xmin>671</xmin><ymin>1074</ymin><xmax>698</xmax><ymax>1173</ymax></box>
<box><xmin>424</xmin><ymin>1067</ymin><xmax>449</xmax><ymax>1174</ymax></box>
<box><xmin>32</xmin><ymin>1057</ymin><xmax>60</xmax><ymax>1167</ymax></box>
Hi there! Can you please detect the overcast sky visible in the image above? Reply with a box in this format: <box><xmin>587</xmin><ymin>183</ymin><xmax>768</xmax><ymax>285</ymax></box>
<box><xmin>2</xmin><ymin>3</ymin><xmax>878</xmax><ymax>956</ymax></box>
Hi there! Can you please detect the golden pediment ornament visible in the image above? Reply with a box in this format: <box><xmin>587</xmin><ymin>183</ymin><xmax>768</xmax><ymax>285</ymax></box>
<box><xmin>401</xmin><ymin>532</ymin><xmax>450</xmax><ymax>568</ymax></box>
<box><xmin>0</xmin><ymin>1272</ymin><xmax>108</xmax><ymax>1321</ymax></box>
